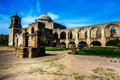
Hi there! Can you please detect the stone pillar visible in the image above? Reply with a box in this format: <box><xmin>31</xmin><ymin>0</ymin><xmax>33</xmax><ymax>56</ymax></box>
<box><xmin>22</xmin><ymin>32</ymin><xmax>28</xmax><ymax>47</ymax></box>
<box><xmin>65</xmin><ymin>31</ymin><xmax>69</xmax><ymax>48</ymax></box>
<box><xmin>101</xmin><ymin>27</ymin><xmax>106</xmax><ymax>46</ymax></box>
<box><xmin>75</xmin><ymin>29</ymin><xmax>79</xmax><ymax>47</ymax></box>
<box><xmin>87</xmin><ymin>29</ymin><xmax>91</xmax><ymax>47</ymax></box>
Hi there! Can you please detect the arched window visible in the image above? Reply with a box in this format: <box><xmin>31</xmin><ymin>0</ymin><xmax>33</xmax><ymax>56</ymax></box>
<box><xmin>96</xmin><ymin>28</ymin><xmax>101</xmax><ymax>38</ymax></box>
<box><xmin>110</xmin><ymin>27</ymin><xmax>116</xmax><ymax>37</ymax></box>
<box><xmin>31</xmin><ymin>27</ymin><xmax>34</xmax><ymax>34</ymax></box>
<box><xmin>53</xmin><ymin>33</ymin><xmax>58</xmax><ymax>39</ymax></box>
<box><xmin>60</xmin><ymin>32</ymin><xmax>66</xmax><ymax>39</ymax></box>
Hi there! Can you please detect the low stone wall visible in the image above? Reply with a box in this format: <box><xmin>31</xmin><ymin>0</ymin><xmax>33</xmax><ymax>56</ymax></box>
<box><xmin>15</xmin><ymin>47</ymin><xmax>45</xmax><ymax>58</ymax></box>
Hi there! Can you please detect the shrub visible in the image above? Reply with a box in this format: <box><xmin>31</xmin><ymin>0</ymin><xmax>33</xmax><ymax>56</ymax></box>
<box><xmin>46</xmin><ymin>47</ymin><xmax>69</xmax><ymax>51</ymax></box>
<box><xmin>90</xmin><ymin>46</ymin><xmax>119</xmax><ymax>50</ymax></box>
<box><xmin>77</xmin><ymin>49</ymin><xmax>120</xmax><ymax>58</ymax></box>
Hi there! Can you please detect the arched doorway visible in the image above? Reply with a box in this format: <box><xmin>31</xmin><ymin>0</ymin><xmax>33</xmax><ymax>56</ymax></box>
<box><xmin>91</xmin><ymin>41</ymin><xmax>101</xmax><ymax>46</ymax></box>
<box><xmin>106</xmin><ymin>40</ymin><xmax>119</xmax><ymax>46</ymax></box>
<box><xmin>53</xmin><ymin>42</ymin><xmax>57</xmax><ymax>47</ymax></box>
<box><xmin>68</xmin><ymin>42</ymin><xmax>76</xmax><ymax>48</ymax></box>
<box><xmin>60</xmin><ymin>42</ymin><xmax>66</xmax><ymax>48</ymax></box>
<box><xmin>53</xmin><ymin>33</ymin><xmax>58</xmax><ymax>39</ymax></box>
<box><xmin>78</xmin><ymin>41</ymin><xmax>87</xmax><ymax>46</ymax></box>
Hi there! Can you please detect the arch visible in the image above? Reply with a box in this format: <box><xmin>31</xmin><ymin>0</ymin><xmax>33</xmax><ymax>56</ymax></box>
<box><xmin>53</xmin><ymin>42</ymin><xmax>57</xmax><ymax>47</ymax></box>
<box><xmin>68</xmin><ymin>41</ymin><xmax>76</xmax><ymax>48</ymax></box>
<box><xmin>106</xmin><ymin>40</ymin><xmax>119</xmax><ymax>46</ymax></box>
<box><xmin>60</xmin><ymin>32</ymin><xmax>66</xmax><ymax>39</ymax></box>
<box><xmin>104</xmin><ymin>24</ymin><xmax>119</xmax><ymax>37</ymax></box>
<box><xmin>90</xmin><ymin>27</ymin><xmax>101</xmax><ymax>38</ymax></box>
<box><xmin>96</xmin><ymin>28</ymin><xmax>101</xmax><ymax>38</ymax></box>
<box><xmin>91</xmin><ymin>41</ymin><xmax>101</xmax><ymax>46</ymax></box>
<box><xmin>53</xmin><ymin>33</ymin><xmax>58</xmax><ymax>39</ymax></box>
<box><xmin>110</xmin><ymin>26</ymin><xmax>116</xmax><ymax>37</ymax></box>
<box><xmin>60</xmin><ymin>42</ymin><xmax>66</xmax><ymax>48</ymax></box>
<box><xmin>31</xmin><ymin>27</ymin><xmax>34</xmax><ymax>34</ymax></box>
<box><xmin>78</xmin><ymin>41</ymin><xmax>88</xmax><ymax>47</ymax></box>
<box><xmin>78</xmin><ymin>28</ymin><xmax>86</xmax><ymax>39</ymax></box>
<box><xmin>68</xmin><ymin>30</ymin><xmax>73</xmax><ymax>39</ymax></box>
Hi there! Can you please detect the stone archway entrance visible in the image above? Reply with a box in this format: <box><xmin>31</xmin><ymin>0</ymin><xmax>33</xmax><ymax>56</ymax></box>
<box><xmin>91</xmin><ymin>41</ymin><xmax>101</xmax><ymax>46</ymax></box>
<box><xmin>68</xmin><ymin>42</ymin><xmax>76</xmax><ymax>48</ymax></box>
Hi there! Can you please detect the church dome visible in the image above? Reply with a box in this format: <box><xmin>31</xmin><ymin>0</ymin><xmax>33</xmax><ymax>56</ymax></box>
<box><xmin>37</xmin><ymin>14</ymin><xmax>53</xmax><ymax>22</ymax></box>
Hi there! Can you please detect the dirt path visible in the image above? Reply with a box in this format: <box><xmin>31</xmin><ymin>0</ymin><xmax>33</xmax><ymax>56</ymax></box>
<box><xmin>0</xmin><ymin>49</ymin><xmax>120</xmax><ymax>80</ymax></box>
<box><xmin>0</xmin><ymin>49</ymin><xmax>67</xmax><ymax>64</ymax></box>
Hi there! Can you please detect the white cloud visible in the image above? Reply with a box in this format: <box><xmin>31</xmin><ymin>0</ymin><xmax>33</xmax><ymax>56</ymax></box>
<box><xmin>22</xmin><ymin>16</ymin><xmax>38</xmax><ymax>27</ymax></box>
<box><xmin>47</xmin><ymin>12</ymin><xmax>59</xmax><ymax>20</ymax></box>
<box><xmin>64</xmin><ymin>22</ymin><xmax>90</xmax><ymax>28</ymax></box>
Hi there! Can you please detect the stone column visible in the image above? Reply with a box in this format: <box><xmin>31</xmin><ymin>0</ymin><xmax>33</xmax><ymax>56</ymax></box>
<box><xmin>74</xmin><ymin>29</ymin><xmax>79</xmax><ymax>47</ymax></box>
<box><xmin>65</xmin><ymin>31</ymin><xmax>69</xmax><ymax>48</ymax></box>
<box><xmin>101</xmin><ymin>27</ymin><xmax>106</xmax><ymax>46</ymax></box>
<box><xmin>86</xmin><ymin>29</ymin><xmax>91</xmax><ymax>47</ymax></box>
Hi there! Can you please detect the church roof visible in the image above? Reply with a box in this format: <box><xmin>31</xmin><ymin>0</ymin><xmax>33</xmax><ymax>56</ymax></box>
<box><xmin>37</xmin><ymin>14</ymin><xmax>53</xmax><ymax>22</ymax></box>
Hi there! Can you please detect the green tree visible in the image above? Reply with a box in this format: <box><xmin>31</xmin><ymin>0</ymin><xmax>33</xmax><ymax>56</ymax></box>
<box><xmin>0</xmin><ymin>34</ymin><xmax>8</xmax><ymax>46</ymax></box>
<box><xmin>39</xmin><ymin>36</ymin><xmax>48</xmax><ymax>46</ymax></box>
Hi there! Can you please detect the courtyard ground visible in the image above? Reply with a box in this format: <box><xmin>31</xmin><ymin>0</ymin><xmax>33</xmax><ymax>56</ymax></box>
<box><xmin>0</xmin><ymin>47</ymin><xmax>120</xmax><ymax>80</ymax></box>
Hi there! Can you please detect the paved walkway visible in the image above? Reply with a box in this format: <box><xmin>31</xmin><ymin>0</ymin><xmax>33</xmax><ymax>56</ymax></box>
<box><xmin>0</xmin><ymin>50</ymin><xmax>70</xmax><ymax>64</ymax></box>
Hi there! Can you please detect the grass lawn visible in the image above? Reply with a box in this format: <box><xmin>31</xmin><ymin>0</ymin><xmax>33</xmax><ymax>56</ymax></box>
<box><xmin>70</xmin><ymin>46</ymin><xmax>120</xmax><ymax>58</ymax></box>
<box><xmin>46</xmin><ymin>47</ymin><xmax>70</xmax><ymax>51</ymax></box>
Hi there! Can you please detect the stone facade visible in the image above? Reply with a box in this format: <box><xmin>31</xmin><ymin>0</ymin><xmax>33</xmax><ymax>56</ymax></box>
<box><xmin>9</xmin><ymin>13</ymin><xmax>120</xmax><ymax>49</ymax></box>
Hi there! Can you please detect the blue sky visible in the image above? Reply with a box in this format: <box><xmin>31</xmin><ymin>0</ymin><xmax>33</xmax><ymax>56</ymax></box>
<box><xmin>0</xmin><ymin>0</ymin><xmax>120</xmax><ymax>34</ymax></box>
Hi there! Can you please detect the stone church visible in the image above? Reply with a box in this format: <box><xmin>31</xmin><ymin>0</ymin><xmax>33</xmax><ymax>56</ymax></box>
<box><xmin>9</xmin><ymin>13</ymin><xmax>120</xmax><ymax>48</ymax></box>
<box><xmin>8</xmin><ymin>13</ymin><xmax>66</xmax><ymax>48</ymax></box>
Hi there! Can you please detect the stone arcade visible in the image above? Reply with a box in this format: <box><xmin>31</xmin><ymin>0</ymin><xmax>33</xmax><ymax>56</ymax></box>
<box><xmin>9</xmin><ymin>13</ymin><xmax>120</xmax><ymax>57</ymax></box>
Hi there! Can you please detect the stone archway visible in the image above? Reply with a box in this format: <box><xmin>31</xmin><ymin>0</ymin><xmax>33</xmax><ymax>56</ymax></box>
<box><xmin>78</xmin><ymin>28</ymin><xmax>86</xmax><ymax>39</ymax></box>
<box><xmin>91</xmin><ymin>41</ymin><xmax>101</xmax><ymax>46</ymax></box>
<box><xmin>53</xmin><ymin>42</ymin><xmax>57</xmax><ymax>47</ymax></box>
<box><xmin>60</xmin><ymin>42</ymin><xmax>66</xmax><ymax>48</ymax></box>
<box><xmin>106</xmin><ymin>40</ymin><xmax>119</xmax><ymax>46</ymax></box>
<box><xmin>53</xmin><ymin>33</ymin><xmax>58</xmax><ymax>39</ymax></box>
<box><xmin>78</xmin><ymin>41</ymin><xmax>87</xmax><ymax>46</ymax></box>
<box><xmin>90</xmin><ymin>27</ymin><xmax>101</xmax><ymax>38</ymax></box>
<box><xmin>104</xmin><ymin>24</ymin><xmax>120</xmax><ymax>38</ymax></box>
<box><xmin>60</xmin><ymin>32</ymin><xmax>66</xmax><ymax>39</ymax></box>
<box><xmin>68</xmin><ymin>41</ymin><xmax>76</xmax><ymax>48</ymax></box>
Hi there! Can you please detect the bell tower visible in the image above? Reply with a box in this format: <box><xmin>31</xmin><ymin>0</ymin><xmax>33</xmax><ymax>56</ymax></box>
<box><xmin>8</xmin><ymin>13</ymin><xmax>22</xmax><ymax>46</ymax></box>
